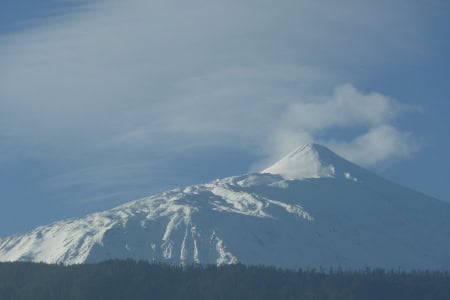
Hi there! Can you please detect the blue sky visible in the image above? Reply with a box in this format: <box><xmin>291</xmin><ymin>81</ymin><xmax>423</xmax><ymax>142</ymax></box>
<box><xmin>0</xmin><ymin>0</ymin><xmax>449</xmax><ymax>237</ymax></box>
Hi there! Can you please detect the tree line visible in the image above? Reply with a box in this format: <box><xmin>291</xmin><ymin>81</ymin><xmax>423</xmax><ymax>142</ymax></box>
<box><xmin>0</xmin><ymin>260</ymin><xmax>449</xmax><ymax>299</ymax></box>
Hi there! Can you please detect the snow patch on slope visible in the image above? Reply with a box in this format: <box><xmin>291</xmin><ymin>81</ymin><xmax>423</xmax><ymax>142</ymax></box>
<box><xmin>209</xmin><ymin>185</ymin><xmax>270</xmax><ymax>218</ymax></box>
<box><xmin>0</xmin><ymin>213</ymin><xmax>119</xmax><ymax>264</ymax></box>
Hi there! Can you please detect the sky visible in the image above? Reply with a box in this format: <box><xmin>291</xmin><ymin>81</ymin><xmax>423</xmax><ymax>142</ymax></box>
<box><xmin>0</xmin><ymin>0</ymin><xmax>449</xmax><ymax>237</ymax></box>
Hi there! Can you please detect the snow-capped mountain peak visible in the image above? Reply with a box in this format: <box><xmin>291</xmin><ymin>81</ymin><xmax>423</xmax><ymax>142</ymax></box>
<box><xmin>262</xmin><ymin>143</ymin><xmax>359</xmax><ymax>181</ymax></box>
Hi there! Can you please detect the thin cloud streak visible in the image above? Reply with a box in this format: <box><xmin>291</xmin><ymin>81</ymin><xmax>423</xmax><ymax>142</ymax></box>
<box><xmin>0</xmin><ymin>0</ymin><xmax>430</xmax><ymax>201</ymax></box>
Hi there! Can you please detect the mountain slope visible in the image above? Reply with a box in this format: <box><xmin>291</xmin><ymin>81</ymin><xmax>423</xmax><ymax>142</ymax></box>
<box><xmin>1</xmin><ymin>144</ymin><xmax>450</xmax><ymax>270</ymax></box>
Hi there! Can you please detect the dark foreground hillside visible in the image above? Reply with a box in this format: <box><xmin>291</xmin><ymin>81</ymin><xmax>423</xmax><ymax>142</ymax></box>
<box><xmin>0</xmin><ymin>260</ymin><xmax>449</xmax><ymax>300</ymax></box>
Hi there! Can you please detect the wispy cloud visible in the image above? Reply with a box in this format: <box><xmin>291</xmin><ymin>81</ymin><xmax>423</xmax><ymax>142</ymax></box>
<box><xmin>0</xmin><ymin>0</ymin><xmax>433</xmax><ymax>201</ymax></box>
<box><xmin>261</xmin><ymin>84</ymin><xmax>420</xmax><ymax>163</ymax></box>
<box><xmin>327</xmin><ymin>125</ymin><xmax>418</xmax><ymax>166</ymax></box>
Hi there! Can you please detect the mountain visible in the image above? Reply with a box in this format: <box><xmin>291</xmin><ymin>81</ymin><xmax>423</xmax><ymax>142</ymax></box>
<box><xmin>1</xmin><ymin>143</ymin><xmax>450</xmax><ymax>270</ymax></box>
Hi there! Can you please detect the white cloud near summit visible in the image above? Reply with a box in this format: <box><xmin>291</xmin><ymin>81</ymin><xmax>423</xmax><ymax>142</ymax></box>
<box><xmin>328</xmin><ymin>126</ymin><xmax>417</xmax><ymax>166</ymax></box>
<box><xmin>253</xmin><ymin>84</ymin><xmax>418</xmax><ymax>168</ymax></box>
<box><xmin>283</xmin><ymin>85</ymin><xmax>398</xmax><ymax>131</ymax></box>
<box><xmin>0</xmin><ymin>0</ymin><xmax>429</xmax><ymax>193</ymax></box>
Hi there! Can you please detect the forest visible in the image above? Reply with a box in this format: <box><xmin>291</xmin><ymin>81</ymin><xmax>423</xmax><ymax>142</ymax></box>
<box><xmin>0</xmin><ymin>260</ymin><xmax>449</xmax><ymax>300</ymax></box>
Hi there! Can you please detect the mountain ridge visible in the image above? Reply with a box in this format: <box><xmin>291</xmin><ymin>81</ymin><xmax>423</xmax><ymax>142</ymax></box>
<box><xmin>1</xmin><ymin>144</ymin><xmax>449</xmax><ymax>270</ymax></box>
